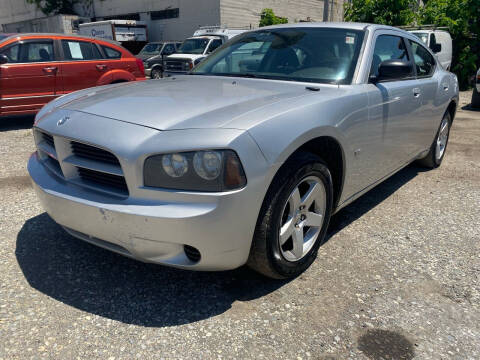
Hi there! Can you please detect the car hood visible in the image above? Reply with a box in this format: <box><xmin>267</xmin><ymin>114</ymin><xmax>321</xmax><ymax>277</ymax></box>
<box><xmin>59</xmin><ymin>76</ymin><xmax>338</xmax><ymax>131</ymax></box>
<box><xmin>166</xmin><ymin>53</ymin><xmax>205</xmax><ymax>61</ymax></box>
<box><xmin>138</xmin><ymin>54</ymin><xmax>159</xmax><ymax>61</ymax></box>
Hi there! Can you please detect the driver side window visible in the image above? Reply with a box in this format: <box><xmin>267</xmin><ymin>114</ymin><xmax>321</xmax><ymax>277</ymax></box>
<box><xmin>370</xmin><ymin>35</ymin><xmax>410</xmax><ymax>78</ymax></box>
<box><xmin>0</xmin><ymin>43</ymin><xmax>20</xmax><ymax>63</ymax></box>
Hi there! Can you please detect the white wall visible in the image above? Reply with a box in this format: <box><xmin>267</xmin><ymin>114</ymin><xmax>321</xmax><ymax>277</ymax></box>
<box><xmin>220</xmin><ymin>0</ymin><xmax>345</xmax><ymax>29</ymax></box>
<box><xmin>0</xmin><ymin>0</ymin><xmax>42</xmax><ymax>30</ymax></box>
<box><xmin>90</xmin><ymin>0</ymin><xmax>221</xmax><ymax>41</ymax></box>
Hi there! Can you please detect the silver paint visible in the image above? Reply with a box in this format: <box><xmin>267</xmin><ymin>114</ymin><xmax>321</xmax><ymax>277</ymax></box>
<box><xmin>28</xmin><ymin>23</ymin><xmax>459</xmax><ymax>271</ymax></box>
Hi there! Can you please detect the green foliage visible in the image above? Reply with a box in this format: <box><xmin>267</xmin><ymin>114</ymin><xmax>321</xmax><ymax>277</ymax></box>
<box><xmin>344</xmin><ymin>0</ymin><xmax>480</xmax><ymax>90</ymax></box>
<box><xmin>344</xmin><ymin>0</ymin><xmax>418</xmax><ymax>26</ymax></box>
<box><xmin>259</xmin><ymin>8</ymin><xmax>288</xmax><ymax>27</ymax></box>
<box><xmin>419</xmin><ymin>0</ymin><xmax>479</xmax><ymax>90</ymax></box>
<box><xmin>26</xmin><ymin>0</ymin><xmax>78</xmax><ymax>15</ymax></box>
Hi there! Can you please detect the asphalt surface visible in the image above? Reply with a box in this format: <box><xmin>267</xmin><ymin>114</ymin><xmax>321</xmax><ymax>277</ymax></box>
<box><xmin>0</xmin><ymin>91</ymin><xmax>479</xmax><ymax>359</ymax></box>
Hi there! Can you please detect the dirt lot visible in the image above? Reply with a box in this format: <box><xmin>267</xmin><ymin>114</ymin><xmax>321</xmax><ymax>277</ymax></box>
<box><xmin>0</xmin><ymin>91</ymin><xmax>479</xmax><ymax>359</ymax></box>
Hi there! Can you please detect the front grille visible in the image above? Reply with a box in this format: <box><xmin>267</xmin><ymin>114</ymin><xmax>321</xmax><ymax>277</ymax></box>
<box><xmin>165</xmin><ymin>59</ymin><xmax>189</xmax><ymax>72</ymax></box>
<box><xmin>71</xmin><ymin>141</ymin><xmax>120</xmax><ymax>165</ymax></box>
<box><xmin>41</xmin><ymin>132</ymin><xmax>55</xmax><ymax>148</ymax></box>
<box><xmin>77</xmin><ymin>167</ymin><xmax>128</xmax><ymax>194</ymax></box>
<box><xmin>184</xmin><ymin>245</ymin><xmax>201</xmax><ymax>262</ymax></box>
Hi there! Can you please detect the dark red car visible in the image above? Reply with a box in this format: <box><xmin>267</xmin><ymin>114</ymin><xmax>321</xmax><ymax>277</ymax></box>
<box><xmin>0</xmin><ymin>33</ymin><xmax>145</xmax><ymax>117</ymax></box>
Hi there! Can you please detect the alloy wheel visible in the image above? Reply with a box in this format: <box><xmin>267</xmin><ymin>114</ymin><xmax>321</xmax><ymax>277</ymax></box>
<box><xmin>435</xmin><ymin>116</ymin><xmax>449</xmax><ymax>161</ymax></box>
<box><xmin>278</xmin><ymin>176</ymin><xmax>326</xmax><ymax>262</ymax></box>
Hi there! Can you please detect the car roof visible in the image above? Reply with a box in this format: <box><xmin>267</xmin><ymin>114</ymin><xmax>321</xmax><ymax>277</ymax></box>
<box><xmin>258</xmin><ymin>22</ymin><xmax>414</xmax><ymax>36</ymax></box>
<box><xmin>0</xmin><ymin>33</ymin><xmax>122</xmax><ymax>46</ymax></box>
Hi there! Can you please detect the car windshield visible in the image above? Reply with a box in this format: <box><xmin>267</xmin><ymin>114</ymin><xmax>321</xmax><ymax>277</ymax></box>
<box><xmin>177</xmin><ymin>38</ymin><xmax>210</xmax><ymax>54</ymax></box>
<box><xmin>192</xmin><ymin>27</ymin><xmax>365</xmax><ymax>84</ymax></box>
<box><xmin>412</xmin><ymin>32</ymin><xmax>429</xmax><ymax>45</ymax></box>
<box><xmin>139</xmin><ymin>43</ymin><xmax>163</xmax><ymax>55</ymax></box>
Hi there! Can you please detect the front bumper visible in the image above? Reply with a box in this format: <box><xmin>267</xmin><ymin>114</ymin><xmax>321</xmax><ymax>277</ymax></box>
<box><xmin>28</xmin><ymin>112</ymin><xmax>271</xmax><ymax>271</ymax></box>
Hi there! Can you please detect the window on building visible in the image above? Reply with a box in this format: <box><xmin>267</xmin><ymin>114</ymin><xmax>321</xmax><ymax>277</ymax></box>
<box><xmin>62</xmin><ymin>40</ymin><xmax>102</xmax><ymax>60</ymax></box>
<box><xmin>151</xmin><ymin>8</ymin><xmax>179</xmax><ymax>20</ymax></box>
<box><xmin>103</xmin><ymin>13</ymin><xmax>140</xmax><ymax>21</ymax></box>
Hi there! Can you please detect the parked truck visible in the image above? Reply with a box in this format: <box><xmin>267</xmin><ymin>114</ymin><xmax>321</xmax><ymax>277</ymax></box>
<box><xmin>79</xmin><ymin>20</ymin><xmax>147</xmax><ymax>54</ymax></box>
<box><xmin>163</xmin><ymin>26</ymin><xmax>248</xmax><ymax>75</ymax></box>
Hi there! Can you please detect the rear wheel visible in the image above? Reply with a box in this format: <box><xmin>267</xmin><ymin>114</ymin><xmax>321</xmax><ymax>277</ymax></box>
<box><xmin>471</xmin><ymin>87</ymin><xmax>480</xmax><ymax>108</ymax></box>
<box><xmin>417</xmin><ymin>112</ymin><xmax>451</xmax><ymax>168</ymax></box>
<box><xmin>247</xmin><ymin>152</ymin><xmax>333</xmax><ymax>279</ymax></box>
<box><xmin>151</xmin><ymin>68</ymin><xmax>162</xmax><ymax>79</ymax></box>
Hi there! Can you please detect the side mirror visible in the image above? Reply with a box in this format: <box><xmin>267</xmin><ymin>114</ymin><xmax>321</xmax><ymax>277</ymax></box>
<box><xmin>371</xmin><ymin>60</ymin><xmax>413</xmax><ymax>83</ymax></box>
<box><xmin>0</xmin><ymin>54</ymin><xmax>8</xmax><ymax>65</ymax></box>
<box><xmin>431</xmin><ymin>43</ymin><xmax>442</xmax><ymax>53</ymax></box>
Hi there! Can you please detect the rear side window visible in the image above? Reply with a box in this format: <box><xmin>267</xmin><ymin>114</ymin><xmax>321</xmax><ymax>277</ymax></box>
<box><xmin>409</xmin><ymin>40</ymin><xmax>436</xmax><ymax>77</ymax></box>
<box><xmin>102</xmin><ymin>46</ymin><xmax>122</xmax><ymax>59</ymax></box>
<box><xmin>62</xmin><ymin>40</ymin><xmax>102</xmax><ymax>60</ymax></box>
<box><xmin>370</xmin><ymin>35</ymin><xmax>410</xmax><ymax>78</ymax></box>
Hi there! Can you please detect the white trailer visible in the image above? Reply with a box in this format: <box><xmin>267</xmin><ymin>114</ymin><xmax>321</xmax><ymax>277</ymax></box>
<box><xmin>79</xmin><ymin>20</ymin><xmax>148</xmax><ymax>54</ymax></box>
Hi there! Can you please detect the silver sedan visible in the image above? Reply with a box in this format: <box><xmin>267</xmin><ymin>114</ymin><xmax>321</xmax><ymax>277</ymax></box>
<box><xmin>28</xmin><ymin>23</ymin><xmax>459</xmax><ymax>278</ymax></box>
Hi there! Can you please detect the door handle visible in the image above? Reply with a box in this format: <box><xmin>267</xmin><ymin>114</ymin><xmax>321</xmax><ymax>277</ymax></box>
<box><xmin>413</xmin><ymin>88</ymin><xmax>421</xmax><ymax>97</ymax></box>
<box><xmin>442</xmin><ymin>83</ymin><xmax>449</xmax><ymax>91</ymax></box>
<box><xmin>43</xmin><ymin>66</ymin><xmax>57</xmax><ymax>74</ymax></box>
<box><xmin>96</xmin><ymin>64</ymin><xmax>108</xmax><ymax>71</ymax></box>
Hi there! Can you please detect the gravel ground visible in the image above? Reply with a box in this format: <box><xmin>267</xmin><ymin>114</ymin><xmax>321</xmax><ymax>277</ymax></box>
<box><xmin>0</xmin><ymin>91</ymin><xmax>479</xmax><ymax>359</ymax></box>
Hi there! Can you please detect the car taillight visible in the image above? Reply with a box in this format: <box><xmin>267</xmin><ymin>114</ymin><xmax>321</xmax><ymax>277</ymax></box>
<box><xmin>135</xmin><ymin>57</ymin><xmax>145</xmax><ymax>75</ymax></box>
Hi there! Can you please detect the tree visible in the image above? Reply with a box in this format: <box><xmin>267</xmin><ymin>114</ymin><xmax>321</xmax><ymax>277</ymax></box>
<box><xmin>259</xmin><ymin>8</ymin><xmax>288</xmax><ymax>27</ymax></box>
<box><xmin>26</xmin><ymin>0</ymin><xmax>78</xmax><ymax>15</ymax></box>
<box><xmin>345</xmin><ymin>0</ymin><xmax>479</xmax><ymax>90</ymax></box>
<box><xmin>344</xmin><ymin>0</ymin><xmax>418</xmax><ymax>26</ymax></box>
<box><xmin>419</xmin><ymin>0</ymin><xmax>479</xmax><ymax>90</ymax></box>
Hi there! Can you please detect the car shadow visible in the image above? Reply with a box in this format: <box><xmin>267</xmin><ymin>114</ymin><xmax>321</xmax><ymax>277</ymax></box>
<box><xmin>16</xmin><ymin>164</ymin><xmax>425</xmax><ymax>328</ymax></box>
<box><xmin>0</xmin><ymin>115</ymin><xmax>34</xmax><ymax>131</ymax></box>
<box><xmin>16</xmin><ymin>213</ymin><xmax>290</xmax><ymax>327</ymax></box>
<box><xmin>461</xmin><ymin>104</ymin><xmax>480</xmax><ymax>112</ymax></box>
<box><xmin>327</xmin><ymin>164</ymin><xmax>426</xmax><ymax>239</ymax></box>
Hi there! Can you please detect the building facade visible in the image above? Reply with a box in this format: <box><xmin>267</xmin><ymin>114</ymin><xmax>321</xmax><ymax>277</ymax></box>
<box><xmin>1</xmin><ymin>0</ymin><xmax>346</xmax><ymax>41</ymax></box>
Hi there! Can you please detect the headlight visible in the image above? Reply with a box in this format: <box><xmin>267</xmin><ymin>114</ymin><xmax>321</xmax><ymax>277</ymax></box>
<box><xmin>144</xmin><ymin>150</ymin><xmax>246</xmax><ymax>192</ymax></box>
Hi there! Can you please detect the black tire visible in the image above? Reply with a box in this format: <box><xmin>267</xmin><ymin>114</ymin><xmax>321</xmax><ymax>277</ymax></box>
<box><xmin>471</xmin><ymin>87</ymin><xmax>480</xmax><ymax>109</ymax></box>
<box><xmin>151</xmin><ymin>68</ymin><xmax>162</xmax><ymax>79</ymax></box>
<box><xmin>417</xmin><ymin>112</ymin><xmax>452</xmax><ymax>168</ymax></box>
<box><xmin>247</xmin><ymin>152</ymin><xmax>333</xmax><ymax>279</ymax></box>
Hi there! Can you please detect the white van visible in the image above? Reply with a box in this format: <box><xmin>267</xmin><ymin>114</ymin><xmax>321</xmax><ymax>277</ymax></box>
<box><xmin>164</xmin><ymin>26</ymin><xmax>248</xmax><ymax>75</ymax></box>
<box><xmin>409</xmin><ymin>29</ymin><xmax>452</xmax><ymax>70</ymax></box>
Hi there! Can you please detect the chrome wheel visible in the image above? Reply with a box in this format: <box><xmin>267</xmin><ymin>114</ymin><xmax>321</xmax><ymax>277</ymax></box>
<box><xmin>152</xmin><ymin>69</ymin><xmax>162</xmax><ymax>79</ymax></box>
<box><xmin>278</xmin><ymin>176</ymin><xmax>326</xmax><ymax>262</ymax></box>
<box><xmin>435</xmin><ymin>116</ymin><xmax>449</xmax><ymax>161</ymax></box>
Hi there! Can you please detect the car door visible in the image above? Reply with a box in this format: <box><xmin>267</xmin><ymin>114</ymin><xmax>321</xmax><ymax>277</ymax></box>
<box><xmin>407</xmin><ymin>38</ymin><xmax>441</xmax><ymax>151</ymax></box>
<box><xmin>367</xmin><ymin>32</ymin><xmax>421</xmax><ymax>173</ymax></box>
<box><xmin>0</xmin><ymin>39</ymin><xmax>58</xmax><ymax>115</ymax></box>
<box><xmin>58</xmin><ymin>39</ymin><xmax>109</xmax><ymax>94</ymax></box>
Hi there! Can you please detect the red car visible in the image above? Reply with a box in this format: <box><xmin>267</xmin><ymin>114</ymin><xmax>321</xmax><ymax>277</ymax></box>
<box><xmin>0</xmin><ymin>33</ymin><xmax>145</xmax><ymax>117</ymax></box>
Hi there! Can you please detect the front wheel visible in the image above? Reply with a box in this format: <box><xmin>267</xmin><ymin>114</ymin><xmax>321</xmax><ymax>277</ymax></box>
<box><xmin>247</xmin><ymin>152</ymin><xmax>333</xmax><ymax>279</ymax></box>
<box><xmin>417</xmin><ymin>112</ymin><xmax>451</xmax><ymax>168</ymax></box>
<box><xmin>151</xmin><ymin>68</ymin><xmax>162</xmax><ymax>79</ymax></box>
